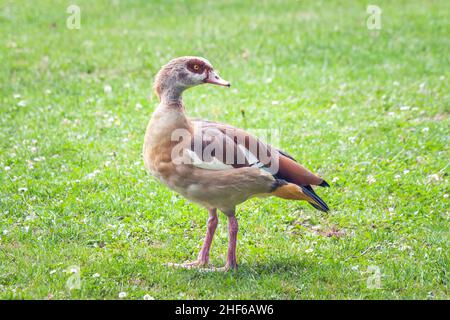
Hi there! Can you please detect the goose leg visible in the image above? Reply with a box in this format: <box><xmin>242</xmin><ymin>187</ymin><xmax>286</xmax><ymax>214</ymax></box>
<box><xmin>200</xmin><ymin>211</ymin><xmax>239</xmax><ymax>272</ymax></box>
<box><xmin>224</xmin><ymin>214</ymin><xmax>239</xmax><ymax>271</ymax></box>
<box><xmin>168</xmin><ymin>208</ymin><xmax>218</xmax><ymax>269</ymax></box>
<box><xmin>196</xmin><ymin>208</ymin><xmax>218</xmax><ymax>265</ymax></box>
<box><xmin>210</xmin><ymin>212</ymin><xmax>238</xmax><ymax>272</ymax></box>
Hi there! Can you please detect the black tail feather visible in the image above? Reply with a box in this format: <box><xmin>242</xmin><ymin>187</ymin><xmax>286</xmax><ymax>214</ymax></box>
<box><xmin>319</xmin><ymin>180</ymin><xmax>330</xmax><ymax>188</ymax></box>
<box><xmin>301</xmin><ymin>185</ymin><xmax>329</xmax><ymax>212</ymax></box>
<box><xmin>309</xmin><ymin>202</ymin><xmax>328</xmax><ymax>212</ymax></box>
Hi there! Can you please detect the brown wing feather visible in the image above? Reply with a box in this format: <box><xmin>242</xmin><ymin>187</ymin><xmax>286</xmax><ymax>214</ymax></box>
<box><xmin>189</xmin><ymin>119</ymin><xmax>329</xmax><ymax>211</ymax></box>
<box><xmin>277</xmin><ymin>154</ymin><xmax>324</xmax><ymax>186</ymax></box>
<box><xmin>191</xmin><ymin>119</ymin><xmax>325</xmax><ymax>186</ymax></box>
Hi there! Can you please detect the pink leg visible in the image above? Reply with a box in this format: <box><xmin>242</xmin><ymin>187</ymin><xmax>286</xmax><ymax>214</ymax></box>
<box><xmin>197</xmin><ymin>208</ymin><xmax>218</xmax><ymax>265</ymax></box>
<box><xmin>225</xmin><ymin>215</ymin><xmax>238</xmax><ymax>270</ymax></box>
<box><xmin>168</xmin><ymin>208</ymin><xmax>218</xmax><ymax>269</ymax></box>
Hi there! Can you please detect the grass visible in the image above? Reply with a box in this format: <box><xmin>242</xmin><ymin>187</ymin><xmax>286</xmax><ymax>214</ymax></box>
<box><xmin>0</xmin><ymin>0</ymin><xmax>448</xmax><ymax>299</ymax></box>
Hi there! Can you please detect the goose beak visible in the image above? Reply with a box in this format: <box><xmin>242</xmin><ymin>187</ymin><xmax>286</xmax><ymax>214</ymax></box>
<box><xmin>204</xmin><ymin>70</ymin><xmax>231</xmax><ymax>87</ymax></box>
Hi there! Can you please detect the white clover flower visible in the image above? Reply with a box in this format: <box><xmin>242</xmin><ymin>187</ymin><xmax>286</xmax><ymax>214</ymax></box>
<box><xmin>143</xmin><ymin>294</ymin><xmax>155</xmax><ymax>300</ymax></box>
<box><xmin>428</xmin><ymin>174</ymin><xmax>441</xmax><ymax>182</ymax></box>
<box><xmin>104</xmin><ymin>85</ymin><xmax>112</xmax><ymax>94</ymax></box>
<box><xmin>85</xmin><ymin>169</ymin><xmax>101</xmax><ymax>179</ymax></box>
<box><xmin>367</xmin><ymin>175</ymin><xmax>376</xmax><ymax>185</ymax></box>
<box><xmin>17</xmin><ymin>100</ymin><xmax>27</xmax><ymax>107</ymax></box>
<box><xmin>70</xmin><ymin>267</ymin><xmax>79</xmax><ymax>273</ymax></box>
<box><xmin>418</xmin><ymin>82</ymin><xmax>426</xmax><ymax>93</ymax></box>
<box><xmin>118</xmin><ymin>292</ymin><xmax>127</xmax><ymax>299</ymax></box>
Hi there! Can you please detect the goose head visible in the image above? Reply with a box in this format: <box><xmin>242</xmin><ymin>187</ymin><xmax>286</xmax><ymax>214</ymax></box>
<box><xmin>154</xmin><ymin>56</ymin><xmax>230</xmax><ymax>102</ymax></box>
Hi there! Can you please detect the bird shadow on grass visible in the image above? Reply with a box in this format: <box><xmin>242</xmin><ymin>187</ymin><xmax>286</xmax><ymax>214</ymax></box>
<box><xmin>171</xmin><ymin>256</ymin><xmax>319</xmax><ymax>281</ymax></box>
<box><xmin>240</xmin><ymin>256</ymin><xmax>320</xmax><ymax>277</ymax></box>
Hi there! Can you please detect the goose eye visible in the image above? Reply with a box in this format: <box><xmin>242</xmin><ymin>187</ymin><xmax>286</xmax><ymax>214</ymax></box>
<box><xmin>193</xmin><ymin>65</ymin><xmax>200</xmax><ymax>70</ymax></box>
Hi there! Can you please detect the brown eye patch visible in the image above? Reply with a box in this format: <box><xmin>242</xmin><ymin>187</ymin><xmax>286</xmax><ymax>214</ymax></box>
<box><xmin>187</xmin><ymin>59</ymin><xmax>206</xmax><ymax>74</ymax></box>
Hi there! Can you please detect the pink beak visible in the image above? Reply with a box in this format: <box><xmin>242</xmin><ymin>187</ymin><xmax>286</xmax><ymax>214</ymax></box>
<box><xmin>204</xmin><ymin>70</ymin><xmax>231</xmax><ymax>87</ymax></box>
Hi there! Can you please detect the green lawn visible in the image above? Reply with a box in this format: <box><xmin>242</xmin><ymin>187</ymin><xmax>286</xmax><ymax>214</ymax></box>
<box><xmin>0</xmin><ymin>0</ymin><xmax>448</xmax><ymax>299</ymax></box>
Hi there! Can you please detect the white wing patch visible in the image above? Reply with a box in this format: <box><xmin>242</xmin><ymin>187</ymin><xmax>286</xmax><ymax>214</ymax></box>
<box><xmin>185</xmin><ymin>149</ymin><xmax>233</xmax><ymax>170</ymax></box>
<box><xmin>185</xmin><ymin>144</ymin><xmax>269</xmax><ymax>172</ymax></box>
<box><xmin>237</xmin><ymin>145</ymin><xmax>265</xmax><ymax>168</ymax></box>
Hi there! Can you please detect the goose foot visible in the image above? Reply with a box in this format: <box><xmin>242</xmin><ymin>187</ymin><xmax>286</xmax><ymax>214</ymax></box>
<box><xmin>166</xmin><ymin>260</ymin><xmax>209</xmax><ymax>269</ymax></box>
<box><xmin>166</xmin><ymin>261</ymin><xmax>238</xmax><ymax>272</ymax></box>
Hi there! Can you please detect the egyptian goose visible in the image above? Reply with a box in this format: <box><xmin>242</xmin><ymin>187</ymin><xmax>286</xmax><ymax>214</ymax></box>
<box><xmin>143</xmin><ymin>56</ymin><xmax>330</xmax><ymax>271</ymax></box>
